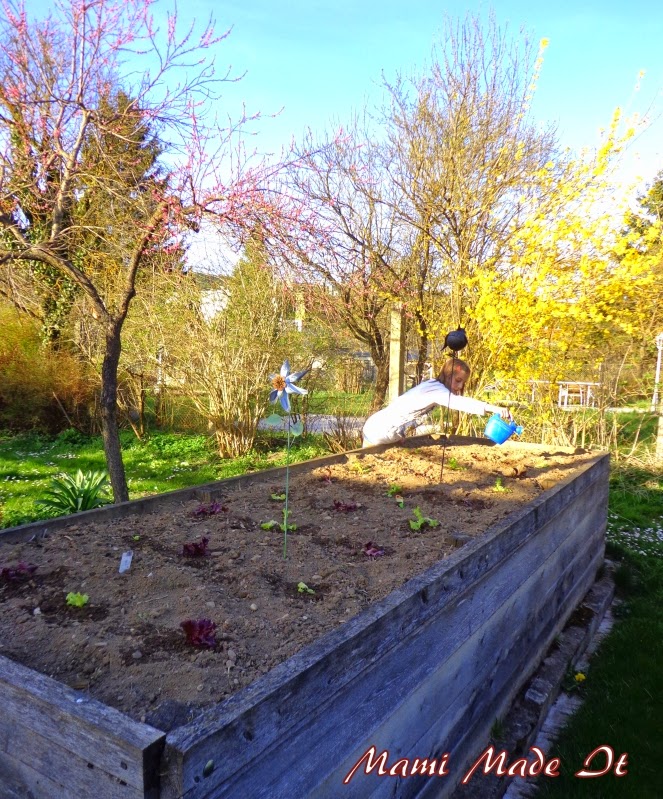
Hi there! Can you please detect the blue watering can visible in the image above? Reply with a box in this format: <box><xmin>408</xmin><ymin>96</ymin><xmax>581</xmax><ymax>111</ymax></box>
<box><xmin>484</xmin><ymin>414</ymin><xmax>524</xmax><ymax>445</ymax></box>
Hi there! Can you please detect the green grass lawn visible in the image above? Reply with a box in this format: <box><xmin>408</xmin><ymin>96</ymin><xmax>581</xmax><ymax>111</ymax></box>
<box><xmin>303</xmin><ymin>389</ymin><xmax>374</xmax><ymax>417</ymax></box>
<box><xmin>613</xmin><ymin>411</ymin><xmax>659</xmax><ymax>454</ymax></box>
<box><xmin>0</xmin><ymin>428</ymin><xmax>329</xmax><ymax>529</ymax></box>
<box><xmin>532</xmin><ymin>463</ymin><xmax>663</xmax><ymax>798</ymax></box>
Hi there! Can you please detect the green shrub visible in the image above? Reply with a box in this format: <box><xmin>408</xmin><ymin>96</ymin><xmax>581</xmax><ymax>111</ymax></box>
<box><xmin>0</xmin><ymin>305</ymin><xmax>97</xmax><ymax>433</ymax></box>
<box><xmin>37</xmin><ymin>469</ymin><xmax>111</xmax><ymax>515</ymax></box>
<box><xmin>55</xmin><ymin>428</ymin><xmax>89</xmax><ymax>447</ymax></box>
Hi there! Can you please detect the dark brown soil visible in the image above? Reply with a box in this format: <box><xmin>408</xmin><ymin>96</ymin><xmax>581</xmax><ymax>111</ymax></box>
<box><xmin>0</xmin><ymin>440</ymin><xmax>597</xmax><ymax>730</ymax></box>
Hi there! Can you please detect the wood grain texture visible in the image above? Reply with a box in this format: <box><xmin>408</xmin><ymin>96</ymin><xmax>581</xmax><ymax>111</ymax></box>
<box><xmin>160</xmin><ymin>454</ymin><xmax>608</xmax><ymax>799</ymax></box>
<box><xmin>321</xmin><ymin>497</ymin><xmax>606</xmax><ymax>798</ymax></box>
<box><xmin>0</xmin><ymin>717</ymin><xmax>147</xmax><ymax>799</ymax></box>
<box><xmin>0</xmin><ymin>655</ymin><xmax>164</xmax><ymax>797</ymax></box>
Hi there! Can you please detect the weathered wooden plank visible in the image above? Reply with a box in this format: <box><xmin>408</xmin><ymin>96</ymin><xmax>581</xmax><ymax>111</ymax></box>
<box><xmin>0</xmin><ymin>746</ymin><xmax>71</xmax><ymax>799</ymax></box>
<box><xmin>367</xmin><ymin>531</ymin><xmax>606</xmax><ymax>799</ymax></box>
<box><xmin>0</xmin><ymin>447</ymin><xmax>606</xmax><ymax>798</ymax></box>
<box><xmin>0</xmin><ymin>715</ymin><xmax>147</xmax><ymax>799</ymax></box>
<box><xmin>0</xmin><ymin>655</ymin><xmax>164</xmax><ymax>794</ymax></box>
<box><xmin>297</xmin><ymin>498</ymin><xmax>606</xmax><ymax>798</ymax></box>
<box><xmin>161</xmin><ymin>457</ymin><xmax>607</xmax><ymax>798</ymax></box>
<box><xmin>162</xmin><ymin>454</ymin><xmax>608</xmax><ymax>790</ymax></box>
<box><xmin>195</xmin><ymin>528</ymin><xmax>603</xmax><ymax>799</ymax></box>
<box><xmin>326</xmin><ymin>541</ymin><xmax>604</xmax><ymax>799</ymax></box>
<box><xmin>416</xmin><ymin>548</ymin><xmax>606</xmax><ymax>799</ymax></box>
<box><xmin>394</xmin><ymin>506</ymin><xmax>605</xmax><ymax>796</ymax></box>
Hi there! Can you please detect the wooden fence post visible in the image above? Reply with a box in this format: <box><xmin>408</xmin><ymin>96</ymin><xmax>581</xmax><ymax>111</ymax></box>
<box><xmin>656</xmin><ymin>410</ymin><xmax>663</xmax><ymax>461</ymax></box>
<box><xmin>388</xmin><ymin>303</ymin><xmax>406</xmax><ymax>404</ymax></box>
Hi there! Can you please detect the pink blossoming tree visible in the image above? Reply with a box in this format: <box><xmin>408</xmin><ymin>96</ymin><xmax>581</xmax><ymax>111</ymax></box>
<box><xmin>0</xmin><ymin>0</ymin><xmax>293</xmax><ymax>501</ymax></box>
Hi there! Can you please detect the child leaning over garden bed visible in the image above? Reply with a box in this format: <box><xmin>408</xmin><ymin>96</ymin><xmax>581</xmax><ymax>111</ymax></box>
<box><xmin>362</xmin><ymin>358</ymin><xmax>511</xmax><ymax>447</ymax></box>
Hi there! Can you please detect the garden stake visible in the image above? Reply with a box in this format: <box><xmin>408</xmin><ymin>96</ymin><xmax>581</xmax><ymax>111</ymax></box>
<box><xmin>439</xmin><ymin>327</ymin><xmax>468</xmax><ymax>481</ymax></box>
<box><xmin>266</xmin><ymin>359</ymin><xmax>309</xmax><ymax>559</ymax></box>
<box><xmin>283</xmin><ymin>416</ymin><xmax>290</xmax><ymax>559</ymax></box>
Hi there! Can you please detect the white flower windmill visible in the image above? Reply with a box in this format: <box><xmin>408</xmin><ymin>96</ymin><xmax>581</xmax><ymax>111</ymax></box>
<box><xmin>263</xmin><ymin>360</ymin><xmax>310</xmax><ymax>557</ymax></box>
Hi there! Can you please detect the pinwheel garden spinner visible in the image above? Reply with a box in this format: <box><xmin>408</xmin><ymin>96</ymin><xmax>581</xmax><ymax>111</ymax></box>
<box><xmin>263</xmin><ymin>360</ymin><xmax>309</xmax><ymax>558</ymax></box>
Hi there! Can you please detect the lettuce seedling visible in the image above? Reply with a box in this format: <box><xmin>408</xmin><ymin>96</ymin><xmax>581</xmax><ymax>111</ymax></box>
<box><xmin>349</xmin><ymin>461</ymin><xmax>372</xmax><ymax>474</ymax></box>
<box><xmin>261</xmin><ymin>520</ymin><xmax>297</xmax><ymax>532</ymax></box>
<box><xmin>180</xmin><ymin>618</ymin><xmax>217</xmax><ymax>648</ymax></box>
<box><xmin>409</xmin><ymin>507</ymin><xmax>440</xmax><ymax>531</ymax></box>
<box><xmin>297</xmin><ymin>581</ymin><xmax>315</xmax><ymax>594</ymax></box>
<box><xmin>193</xmin><ymin>501</ymin><xmax>227</xmax><ymax>517</ymax></box>
<box><xmin>363</xmin><ymin>541</ymin><xmax>385</xmax><ymax>559</ymax></box>
<box><xmin>181</xmin><ymin>537</ymin><xmax>210</xmax><ymax>557</ymax></box>
<box><xmin>333</xmin><ymin>500</ymin><xmax>361</xmax><ymax>513</ymax></box>
<box><xmin>386</xmin><ymin>484</ymin><xmax>405</xmax><ymax>508</ymax></box>
<box><xmin>270</xmin><ymin>492</ymin><xmax>287</xmax><ymax>501</ymax></box>
<box><xmin>66</xmin><ymin>592</ymin><xmax>89</xmax><ymax>607</ymax></box>
<box><xmin>261</xmin><ymin>508</ymin><xmax>297</xmax><ymax>532</ymax></box>
<box><xmin>0</xmin><ymin>562</ymin><xmax>37</xmax><ymax>583</ymax></box>
<box><xmin>492</xmin><ymin>477</ymin><xmax>508</xmax><ymax>493</ymax></box>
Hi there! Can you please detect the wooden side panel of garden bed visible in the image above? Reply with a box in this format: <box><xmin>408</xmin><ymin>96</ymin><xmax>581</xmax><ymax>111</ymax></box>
<box><xmin>0</xmin><ymin>655</ymin><xmax>165</xmax><ymax>799</ymax></box>
<box><xmin>159</xmin><ymin>452</ymin><xmax>609</xmax><ymax>799</ymax></box>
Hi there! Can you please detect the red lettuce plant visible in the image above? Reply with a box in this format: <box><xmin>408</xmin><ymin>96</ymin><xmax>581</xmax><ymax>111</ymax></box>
<box><xmin>181</xmin><ymin>537</ymin><xmax>210</xmax><ymax>557</ymax></box>
<box><xmin>1</xmin><ymin>562</ymin><xmax>38</xmax><ymax>582</ymax></box>
<box><xmin>363</xmin><ymin>542</ymin><xmax>385</xmax><ymax>559</ymax></box>
<box><xmin>180</xmin><ymin>618</ymin><xmax>217</xmax><ymax>648</ymax></box>
<box><xmin>193</xmin><ymin>501</ymin><xmax>227</xmax><ymax>517</ymax></box>
<box><xmin>333</xmin><ymin>500</ymin><xmax>361</xmax><ymax>513</ymax></box>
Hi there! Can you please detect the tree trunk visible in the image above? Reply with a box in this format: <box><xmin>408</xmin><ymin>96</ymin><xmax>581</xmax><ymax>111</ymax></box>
<box><xmin>415</xmin><ymin>311</ymin><xmax>429</xmax><ymax>383</ymax></box>
<box><xmin>370</xmin><ymin>350</ymin><xmax>390</xmax><ymax>412</ymax></box>
<box><xmin>101</xmin><ymin>322</ymin><xmax>130</xmax><ymax>502</ymax></box>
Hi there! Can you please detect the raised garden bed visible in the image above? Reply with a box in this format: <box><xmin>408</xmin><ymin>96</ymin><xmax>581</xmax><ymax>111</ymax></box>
<box><xmin>0</xmin><ymin>436</ymin><xmax>609</xmax><ymax>798</ymax></box>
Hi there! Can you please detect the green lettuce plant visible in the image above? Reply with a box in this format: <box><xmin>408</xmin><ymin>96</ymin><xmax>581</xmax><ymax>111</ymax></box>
<box><xmin>387</xmin><ymin>484</ymin><xmax>405</xmax><ymax>507</ymax></box>
<box><xmin>66</xmin><ymin>592</ymin><xmax>89</xmax><ymax>607</ymax></box>
<box><xmin>409</xmin><ymin>506</ymin><xmax>440</xmax><ymax>531</ymax></box>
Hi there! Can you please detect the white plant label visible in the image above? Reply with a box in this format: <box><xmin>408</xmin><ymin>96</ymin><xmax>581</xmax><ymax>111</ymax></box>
<box><xmin>119</xmin><ymin>550</ymin><xmax>133</xmax><ymax>574</ymax></box>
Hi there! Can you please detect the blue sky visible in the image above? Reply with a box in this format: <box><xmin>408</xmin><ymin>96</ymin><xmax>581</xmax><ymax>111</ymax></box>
<box><xmin>25</xmin><ymin>1</ymin><xmax>663</xmax><ymax>191</ymax></box>
<box><xmin>177</xmin><ymin>0</ymin><xmax>663</xmax><ymax>192</ymax></box>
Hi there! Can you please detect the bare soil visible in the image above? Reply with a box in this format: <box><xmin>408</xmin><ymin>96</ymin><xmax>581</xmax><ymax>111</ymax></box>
<box><xmin>0</xmin><ymin>440</ymin><xmax>597</xmax><ymax>731</ymax></box>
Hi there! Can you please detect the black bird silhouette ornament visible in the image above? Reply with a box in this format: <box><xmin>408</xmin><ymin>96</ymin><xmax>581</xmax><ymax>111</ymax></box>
<box><xmin>444</xmin><ymin>327</ymin><xmax>468</xmax><ymax>353</ymax></box>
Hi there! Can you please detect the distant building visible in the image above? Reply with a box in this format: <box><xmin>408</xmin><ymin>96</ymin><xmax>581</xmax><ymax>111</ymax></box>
<box><xmin>199</xmin><ymin>288</ymin><xmax>229</xmax><ymax>322</ymax></box>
